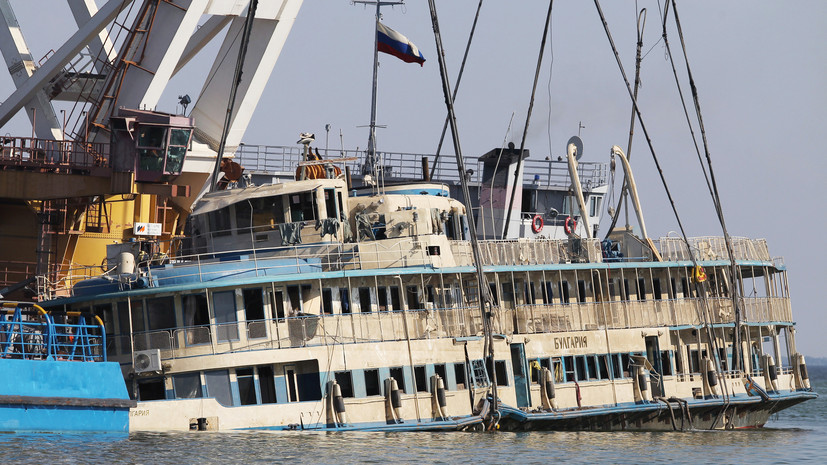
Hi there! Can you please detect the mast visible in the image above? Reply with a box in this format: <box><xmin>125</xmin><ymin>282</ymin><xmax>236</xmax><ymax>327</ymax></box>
<box><xmin>353</xmin><ymin>0</ymin><xmax>404</xmax><ymax>177</ymax></box>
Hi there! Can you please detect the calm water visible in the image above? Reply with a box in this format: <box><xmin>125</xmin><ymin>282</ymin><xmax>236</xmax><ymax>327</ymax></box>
<box><xmin>3</xmin><ymin>368</ymin><xmax>825</xmax><ymax>465</ymax></box>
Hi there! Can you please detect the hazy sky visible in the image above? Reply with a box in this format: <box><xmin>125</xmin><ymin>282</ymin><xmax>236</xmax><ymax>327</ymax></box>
<box><xmin>2</xmin><ymin>1</ymin><xmax>826</xmax><ymax>356</ymax></box>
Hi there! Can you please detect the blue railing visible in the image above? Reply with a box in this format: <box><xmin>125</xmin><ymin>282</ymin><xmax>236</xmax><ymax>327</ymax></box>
<box><xmin>0</xmin><ymin>304</ymin><xmax>106</xmax><ymax>362</ymax></box>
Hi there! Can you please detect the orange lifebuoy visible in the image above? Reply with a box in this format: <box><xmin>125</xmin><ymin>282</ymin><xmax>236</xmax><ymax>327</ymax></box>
<box><xmin>564</xmin><ymin>216</ymin><xmax>577</xmax><ymax>235</ymax></box>
<box><xmin>531</xmin><ymin>215</ymin><xmax>544</xmax><ymax>233</ymax></box>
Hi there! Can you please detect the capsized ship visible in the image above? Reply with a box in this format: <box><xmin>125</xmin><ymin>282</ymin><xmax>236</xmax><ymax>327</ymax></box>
<box><xmin>35</xmin><ymin>135</ymin><xmax>816</xmax><ymax>431</ymax></box>
<box><xmin>0</xmin><ymin>0</ymin><xmax>817</xmax><ymax>433</ymax></box>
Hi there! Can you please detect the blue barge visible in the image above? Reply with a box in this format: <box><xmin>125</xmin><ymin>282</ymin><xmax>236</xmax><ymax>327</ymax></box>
<box><xmin>0</xmin><ymin>303</ymin><xmax>134</xmax><ymax>433</ymax></box>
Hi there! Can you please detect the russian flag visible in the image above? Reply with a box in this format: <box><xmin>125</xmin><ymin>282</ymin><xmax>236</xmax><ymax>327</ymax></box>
<box><xmin>377</xmin><ymin>22</ymin><xmax>426</xmax><ymax>66</ymax></box>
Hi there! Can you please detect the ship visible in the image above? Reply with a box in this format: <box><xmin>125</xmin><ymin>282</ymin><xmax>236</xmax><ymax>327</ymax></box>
<box><xmin>0</xmin><ymin>1</ymin><xmax>818</xmax><ymax>432</ymax></box>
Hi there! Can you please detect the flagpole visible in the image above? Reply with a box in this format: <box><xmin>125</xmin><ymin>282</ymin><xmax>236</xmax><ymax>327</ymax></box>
<box><xmin>353</xmin><ymin>0</ymin><xmax>403</xmax><ymax>179</ymax></box>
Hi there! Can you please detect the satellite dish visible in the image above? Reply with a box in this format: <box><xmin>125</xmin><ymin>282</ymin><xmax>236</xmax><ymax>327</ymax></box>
<box><xmin>567</xmin><ymin>135</ymin><xmax>584</xmax><ymax>161</ymax></box>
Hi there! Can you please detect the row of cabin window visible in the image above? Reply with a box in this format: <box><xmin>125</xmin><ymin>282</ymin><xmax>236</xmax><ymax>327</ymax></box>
<box><xmin>207</xmin><ymin>189</ymin><xmax>343</xmax><ymax>237</ymax></box>
<box><xmin>135</xmin><ymin>360</ymin><xmax>507</xmax><ymax>404</ymax></box>
<box><xmin>86</xmin><ymin>272</ymin><xmax>703</xmax><ymax>339</ymax></box>
<box><xmin>368</xmin><ymin>211</ymin><xmax>468</xmax><ymax>242</ymax></box>
<box><xmin>495</xmin><ymin>271</ymin><xmax>704</xmax><ymax>305</ymax></box>
<box><xmin>679</xmin><ymin>346</ymin><xmax>737</xmax><ymax>374</ymax></box>
<box><xmin>88</xmin><ymin>283</ymin><xmax>463</xmax><ymax>342</ymax></box>
<box><xmin>333</xmin><ymin>359</ymin><xmax>508</xmax><ymax>399</ymax></box>
<box><xmin>489</xmin><ymin>275</ymin><xmax>694</xmax><ymax>307</ymax></box>
<box><xmin>531</xmin><ymin>351</ymin><xmax>675</xmax><ymax>384</ymax></box>
<box><xmin>137</xmin><ymin>362</ymin><xmax>322</xmax><ymax>405</ymax></box>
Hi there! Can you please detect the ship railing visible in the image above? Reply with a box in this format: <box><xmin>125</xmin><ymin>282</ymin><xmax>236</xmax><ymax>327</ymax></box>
<box><xmin>53</xmin><ymin>236</ymin><xmax>611</xmax><ymax>297</ymax></box>
<box><xmin>0</xmin><ymin>136</ymin><xmax>109</xmax><ymax>169</ymax></box>
<box><xmin>121</xmin><ymin>297</ymin><xmax>793</xmax><ymax>362</ymax></box>
<box><xmin>452</xmin><ymin>238</ymin><xmax>603</xmax><ymax>267</ymax></box>
<box><xmin>740</xmin><ymin>296</ymin><xmax>793</xmax><ymax>323</ymax></box>
<box><xmin>657</xmin><ymin>236</ymin><xmax>771</xmax><ymax>262</ymax></box>
<box><xmin>1</xmin><ymin>308</ymin><xmax>105</xmax><ymax>362</ymax></box>
<box><xmin>503</xmin><ymin>296</ymin><xmax>793</xmax><ymax>335</ymax></box>
<box><xmin>234</xmin><ymin>144</ymin><xmax>609</xmax><ymax>188</ymax></box>
<box><xmin>125</xmin><ymin>306</ymin><xmax>486</xmax><ymax>360</ymax></box>
<box><xmin>0</xmin><ymin>259</ymin><xmax>37</xmax><ymax>292</ymax></box>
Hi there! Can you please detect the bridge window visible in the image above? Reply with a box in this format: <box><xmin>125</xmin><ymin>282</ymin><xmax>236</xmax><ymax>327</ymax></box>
<box><xmin>454</xmin><ymin>362</ymin><xmax>467</xmax><ymax>390</ymax></box>
<box><xmin>598</xmin><ymin>355</ymin><xmax>611</xmax><ymax>379</ymax></box>
<box><xmin>205</xmin><ymin>370</ymin><xmax>233</xmax><ymax>406</ymax></box>
<box><xmin>406</xmin><ymin>286</ymin><xmax>421</xmax><ymax>310</ymax></box>
<box><xmin>494</xmin><ymin>360</ymin><xmax>509</xmax><ymax>387</ymax></box>
<box><xmin>324</xmin><ymin>189</ymin><xmax>338</xmax><ymax>219</ymax></box>
<box><xmin>577</xmin><ymin>280</ymin><xmax>587</xmax><ymax>303</ymax></box>
<box><xmin>289</xmin><ymin>192</ymin><xmax>316</xmax><ymax>222</ymax></box>
<box><xmin>258</xmin><ymin>365</ymin><xmax>277</xmax><ymax>404</ymax></box>
<box><xmin>173</xmin><ymin>372</ymin><xmax>203</xmax><ymax>399</ymax></box>
<box><xmin>235</xmin><ymin>201</ymin><xmax>252</xmax><ymax>231</ymax></box>
<box><xmin>414</xmin><ymin>365</ymin><xmax>428</xmax><ymax>392</ymax></box>
<box><xmin>212</xmin><ymin>290</ymin><xmax>238</xmax><ymax>341</ymax></box>
<box><xmin>243</xmin><ymin>288</ymin><xmax>266</xmax><ymax>339</ymax></box>
<box><xmin>559</xmin><ymin>280</ymin><xmax>571</xmax><ymax>303</ymax></box>
<box><xmin>552</xmin><ymin>358</ymin><xmax>564</xmax><ymax>383</ymax></box>
<box><xmin>390</xmin><ymin>286</ymin><xmax>402</xmax><ymax>310</ymax></box>
<box><xmin>390</xmin><ymin>367</ymin><xmax>407</xmax><ymax>394</ymax></box>
<box><xmin>208</xmin><ymin>207</ymin><xmax>232</xmax><ymax>237</ymax></box>
<box><xmin>586</xmin><ymin>356</ymin><xmax>597</xmax><ymax>380</ymax></box>
<box><xmin>576</xmin><ymin>356</ymin><xmax>588</xmax><ymax>381</ymax></box>
<box><xmin>236</xmin><ymin>368</ymin><xmax>257</xmax><ymax>405</ymax></box>
<box><xmin>364</xmin><ymin>369</ymin><xmax>381</xmax><ymax>396</ymax></box>
<box><xmin>661</xmin><ymin>351</ymin><xmax>674</xmax><ymax>376</ymax></box>
<box><xmin>358</xmin><ymin>287</ymin><xmax>372</xmax><ymax>312</ymax></box>
<box><xmin>334</xmin><ymin>371</ymin><xmax>354</xmax><ymax>398</ymax></box>
<box><xmin>339</xmin><ymin>288</ymin><xmax>350</xmax><ymax>314</ymax></box>
<box><xmin>146</xmin><ymin>296</ymin><xmax>175</xmax><ymax>331</ymax></box>
<box><xmin>182</xmin><ymin>293</ymin><xmax>209</xmax><ymax>345</ymax></box>
<box><xmin>543</xmin><ymin>281</ymin><xmax>554</xmax><ymax>304</ymax></box>
<box><xmin>377</xmin><ymin>287</ymin><xmax>388</xmax><ymax>311</ymax></box>
<box><xmin>612</xmin><ymin>354</ymin><xmax>623</xmax><ymax>379</ymax></box>
<box><xmin>589</xmin><ymin>196</ymin><xmax>602</xmax><ymax>217</ymax></box>
<box><xmin>166</xmin><ymin>129</ymin><xmax>191</xmax><ymax>174</ymax></box>
<box><xmin>137</xmin><ymin>377</ymin><xmax>165</xmax><ymax>401</ymax></box>
<box><xmin>563</xmin><ymin>356</ymin><xmax>575</xmax><ymax>382</ymax></box>
<box><xmin>653</xmin><ymin>278</ymin><xmax>663</xmax><ymax>300</ymax></box>
<box><xmin>434</xmin><ymin>363</ymin><xmax>447</xmax><ymax>383</ymax></box>
<box><xmin>322</xmin><ymin>288</ymin><xmax>334</xmax><ymax>314</ymax></box>
<box><xmin>501</xmin><ymin>283</ymin><xmax>515</xmax><ymax>308</ymax></box>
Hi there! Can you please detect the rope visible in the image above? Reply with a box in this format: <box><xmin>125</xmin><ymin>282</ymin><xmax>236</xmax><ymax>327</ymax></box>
<box><xmin>430</xmin><ymin>0</ymin><xmax>484</xmax><ymax>180</ymax></box>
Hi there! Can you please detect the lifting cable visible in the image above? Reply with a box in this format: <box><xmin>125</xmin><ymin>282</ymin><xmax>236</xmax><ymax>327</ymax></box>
<box><xmin>502</xmin><ymin>0</ymin><xmax>554</xmax><ymax>239</ymax></box>
<box><xmin>594</xmin><ymin>0</ymin><xmax>735</xmax><ymax>409</ymax></box>
<box><xmin>592</xmin><ymin>0</ymin><xmax>694</xmax><ymax>266</ymax></box>
<box><xmin>604</xmin><ymin>6</ymin><xmax>647</xmax><ymax>238</ymax></box>
<box><xmin>669</xmin><ymin>0</ymin><xmax>745</xmax><ymax>372</ymax></box>
<box><xmin>427</xmin><ymin>0</ymin><xmax>499</xmax><ymax>415</ymax></box>
<box><xmin>209</xmin><ymin>0</ymin><xmax>258</xmax><ymax>192</ymax></box>
<box><xmin>430</xmin><ymin>0</ymin><xmax>484</xmax><ymax>180</ymax></box>
<box><xmin>653</xmin><ymin>2</ymin><xmax>737</xmax><ymax>405</ymax></box>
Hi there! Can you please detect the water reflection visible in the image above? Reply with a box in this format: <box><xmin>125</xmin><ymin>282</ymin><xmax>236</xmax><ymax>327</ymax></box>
<box><xmin>0</xmin><ymin>372</ymin><xmax>822</xmax><ymax>465</ymax></box>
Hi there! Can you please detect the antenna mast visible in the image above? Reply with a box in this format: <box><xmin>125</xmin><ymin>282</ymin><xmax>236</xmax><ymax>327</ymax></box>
<box><xmin>353</xmin><ymin>0</ymin><xmax>404</xmax><ymax>177</ymax></box>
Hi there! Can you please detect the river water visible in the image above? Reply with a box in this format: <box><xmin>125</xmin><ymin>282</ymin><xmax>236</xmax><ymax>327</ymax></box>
<box><xmin>2</xmin><ymin>367</ymin><xmax>824</xmax><ymax>464</ymax></box>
